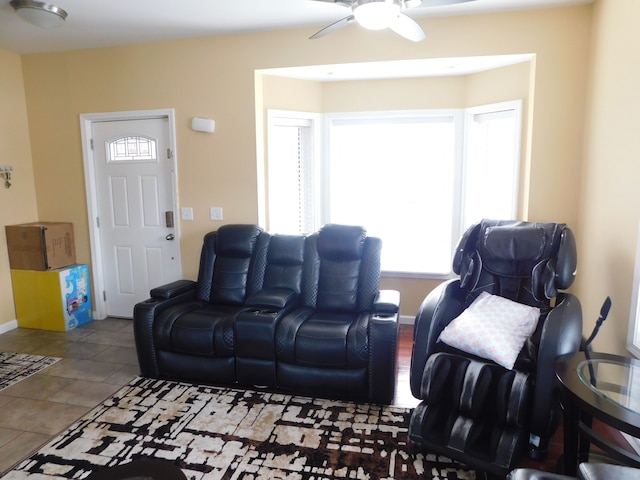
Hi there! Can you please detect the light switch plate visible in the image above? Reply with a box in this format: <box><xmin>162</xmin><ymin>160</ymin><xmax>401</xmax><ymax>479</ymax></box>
<box><xmin>181</xmin><ymin>207</ymin><xmax>193</xmax><ymax>221</ymax></box>
<box><xmin>210</xmin><ymin>207</ymin><xmax>223</xmax><ymax>221</ymax></box>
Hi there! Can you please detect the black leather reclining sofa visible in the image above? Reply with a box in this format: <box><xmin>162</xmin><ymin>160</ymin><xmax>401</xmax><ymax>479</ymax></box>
<box><xmin>133</xmin><ymin>223</ymin><xmax>400</xmax><ymax>404</ymax></box>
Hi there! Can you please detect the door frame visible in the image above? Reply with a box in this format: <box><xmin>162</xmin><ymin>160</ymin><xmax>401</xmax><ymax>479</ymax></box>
<box><xmin>80</xmin><ymin>108</ymin><xmax>182</xmax><ymax>319</ymax></box>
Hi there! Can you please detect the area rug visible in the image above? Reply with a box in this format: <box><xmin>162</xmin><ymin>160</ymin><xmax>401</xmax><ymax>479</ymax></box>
<box><xmin>0</xmin><ymin>352</ymin><xmax>60</xmax><ymax>392</ymax></box>
<box><xmin>5</xmin><ymin>377</ymin><xmax>478</xmax><ymax>480</ymax></box>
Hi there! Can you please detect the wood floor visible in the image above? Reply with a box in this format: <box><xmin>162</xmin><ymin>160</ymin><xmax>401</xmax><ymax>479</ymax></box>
<box><xmin>394</xmin><ymin>323</ymin><xmax>635</xmax><ymax>476</ymax></box>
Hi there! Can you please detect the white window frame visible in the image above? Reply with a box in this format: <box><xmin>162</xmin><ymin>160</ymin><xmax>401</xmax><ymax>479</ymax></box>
<box><xmin>266</xmin><ymin>109</ymin><xmax>321</xmax><ymax>234</ymax></box>
<box><xmin>265</xmin><ymin>102</ymin><xmax>522</xmax><ymax>277</ymax></box>
<box><xmin>628</xmin><ymin>221</ymin><xmax>640</xmax><ymax>358</ymax></box>
<box><xmin>322</xmin><ymin>109</ymin><xmax>464</xmax><ymax>277</ymax></box>
<box><xmin>462</xmin><ymin>100</ymin><xmax>522</xmax><ymax>231</ymax></box>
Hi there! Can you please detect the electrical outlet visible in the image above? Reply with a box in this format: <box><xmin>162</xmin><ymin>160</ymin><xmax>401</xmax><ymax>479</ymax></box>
<box><xmin>210</xmin><ymin>207</ymin><xmax>223</xmax><ymax>221</ymax></box>
<box><xmin>181</xmin><ymin>207</ymin><xmax>193</xmax><ymax>221</ymax></box>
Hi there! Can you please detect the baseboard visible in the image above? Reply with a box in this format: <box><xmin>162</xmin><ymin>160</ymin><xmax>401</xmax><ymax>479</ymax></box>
<box><xmin>399</xmin><ymin>315</ymin><xmax>414</xmax><ymax>325</ymax></box>
<box><xmin>0</xmin><ymin>319</ymin><xmax>18</xmax><ymax>334</ymax></box>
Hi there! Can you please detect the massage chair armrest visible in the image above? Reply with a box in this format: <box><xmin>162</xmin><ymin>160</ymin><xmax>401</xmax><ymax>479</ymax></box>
<box><xmin>410</xmin><ymin>279</ymin><xmax>467</xmax><ymax>398</ymax></box>
<box><xmin>528</xmin><ymin>292</ymin><xmax>582</xmax><ymax>458</ymax></box>
<box><xmin>133</xmin><ymin>280</ymin><xmax>198</xmax><ymax>377</ymax></box>
<box><xmin>373</xmin><ymin>289</ymin><xmax>400</xmax><ymax>315</ymax></box>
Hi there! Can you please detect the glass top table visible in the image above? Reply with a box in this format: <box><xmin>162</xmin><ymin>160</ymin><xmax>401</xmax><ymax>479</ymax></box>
<box><xmin>577</xmin><ymin>356</ymin><xmax>640</xmax><ymax>416</ymax></box>
<box><xmin>556</xmin><ymin>352</ymin><xmax>640</xmax><ymax>475</ymax></box>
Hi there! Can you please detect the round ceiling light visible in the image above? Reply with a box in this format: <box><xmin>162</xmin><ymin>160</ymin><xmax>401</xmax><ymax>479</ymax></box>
<box><xmin>353</xmin><ymin>0</ymin><xmax>402</xmax><ymax>31</ymax></box>
<box><xmin>10</xmin><ymin>0</ymin><xmax>68</xmax><ymax>28</ymax></box>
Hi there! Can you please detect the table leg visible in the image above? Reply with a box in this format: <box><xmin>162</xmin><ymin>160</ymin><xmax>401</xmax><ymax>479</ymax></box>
<box><xmin>562</xmin><ymin>397</ymin><xmax>579</xmax><ymax>476</ymax></box>
<box><xmin>578</xmin><ymin>412</ymin><xmax>593</xmax><ymax>464</ymax></box>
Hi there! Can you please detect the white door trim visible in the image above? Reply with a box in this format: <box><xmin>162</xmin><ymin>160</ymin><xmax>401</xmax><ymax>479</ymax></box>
<box><xmin>80</xmin><ymin>108</ymin><xmax>181</xmax><ymax>320</ymax></box>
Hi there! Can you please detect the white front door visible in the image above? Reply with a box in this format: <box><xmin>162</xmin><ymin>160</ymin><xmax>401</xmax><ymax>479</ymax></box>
<box><xmin>90</xmin><ymin>116</ymin><xmax>181</xmax><ymax>318</ymax></box>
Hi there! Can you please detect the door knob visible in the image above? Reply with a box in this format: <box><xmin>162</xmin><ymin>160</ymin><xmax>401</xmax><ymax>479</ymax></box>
<box><xmin>166</xmin><ymin>234</ymin><xmax>175</xmax><ymax>241</ymax></box>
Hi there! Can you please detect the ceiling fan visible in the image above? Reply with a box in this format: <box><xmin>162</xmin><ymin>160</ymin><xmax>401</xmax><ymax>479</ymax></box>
<box><xmin>310</xmin><ymin>0</ymin><xmax>477</xmax><ymax>42</ymax></box>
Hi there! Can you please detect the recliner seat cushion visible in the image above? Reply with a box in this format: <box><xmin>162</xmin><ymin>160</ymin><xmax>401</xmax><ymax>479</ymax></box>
<box><xmin>155</xmin><ymin>302</ymin><xmax>241</xmax><ymax>357</ymax></box>
<box><xmin>277</xmin><ymin>310</ymin><xmax>369</xmax><ymax>368</ymax></box>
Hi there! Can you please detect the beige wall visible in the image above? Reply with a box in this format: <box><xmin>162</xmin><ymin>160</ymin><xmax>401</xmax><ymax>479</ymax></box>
<box><xmin>0</xmin><ymin>49</ymin><xmax>39</xmax><ymax>331</ymax></box>
<box><xmin>576</xmin><ymin>0</ymin><xmax>640</xmax><ymax>354</ymax></box>
<box><xmin>1</xmin><ymin>6</ymin><xmax>592</xmax><ymax>329</ymax></box>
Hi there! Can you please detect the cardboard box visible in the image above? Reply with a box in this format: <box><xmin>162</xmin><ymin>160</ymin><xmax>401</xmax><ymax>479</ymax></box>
<box><xmin>11</xmin><ymin>264</ymin><xmax>92</xmax><ymax>331</ymax></box>
<box><xmin>5</xmin><ymin>222</ymin><xmax>75</xmax><ymax>271</ymax></box>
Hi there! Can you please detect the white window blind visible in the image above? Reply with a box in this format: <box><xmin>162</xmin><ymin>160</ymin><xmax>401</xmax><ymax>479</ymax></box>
<box><xmin>267</xmin><ymin>112</ymin><xmax>316</xmax><ymax>234</ymax></box>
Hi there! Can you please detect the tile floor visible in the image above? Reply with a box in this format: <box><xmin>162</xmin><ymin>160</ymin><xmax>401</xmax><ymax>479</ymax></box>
<box><xmin>0</xmin><ymin>318</ymin><xmax>139</xmax><ymax>475</ymax></box>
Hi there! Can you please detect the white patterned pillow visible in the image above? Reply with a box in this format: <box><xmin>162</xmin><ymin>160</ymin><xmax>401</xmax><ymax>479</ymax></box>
<box><xmin>438</xmin><ymin>291</ymin><xmax>540</xmax><ymax>370</ymax></box>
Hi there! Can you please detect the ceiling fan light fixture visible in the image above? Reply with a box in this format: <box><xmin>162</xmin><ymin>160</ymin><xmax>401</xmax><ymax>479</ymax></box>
<box><xmin>353</xmin><ymin>0</ymin><xmax>402</xmax><ymax>30</ymax></box>
<box><xmin>10</xmin><ymin>0</ymin><xmax>68</xmax><ymax>28</ymax></box>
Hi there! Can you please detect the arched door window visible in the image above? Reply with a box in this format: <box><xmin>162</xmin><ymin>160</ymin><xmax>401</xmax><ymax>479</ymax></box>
<box><xmin>108</xmin><ymin>136</ymin><xmax>157</xmax><ymax>162</ymax></box>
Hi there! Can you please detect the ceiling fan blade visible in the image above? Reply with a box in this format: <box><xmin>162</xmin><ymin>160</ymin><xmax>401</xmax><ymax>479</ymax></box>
<box><xmin>310</xmin><ymin>15</ymin><xmax>355</xmax><ymax>39</ymax></box>
<box><xmin>389</xmin><ymin>13</ymin><xmax>425</xmax><ymax>42</ymax></box>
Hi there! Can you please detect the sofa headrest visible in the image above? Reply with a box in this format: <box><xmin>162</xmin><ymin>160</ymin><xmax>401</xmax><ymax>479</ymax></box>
<box><xmin>268</xmin><ymin>234</ymin><xmax>305</xmax><ymax>265</ymax></box>
<box><xmin>215</xmin><ymin>224</ymin><xmax>263</xmax><ymax>257</ymax></box>
<box><xmin>318</xmin><ymin>224</ymin><xmax>367</xmax><ymax>261</ymax></box>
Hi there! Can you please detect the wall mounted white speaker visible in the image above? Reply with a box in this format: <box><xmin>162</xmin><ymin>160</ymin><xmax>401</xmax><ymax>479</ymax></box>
<box><xmin>191</xmin><ymin>117</ymin><xmax>216</xmax><ymax>133</ymax></box>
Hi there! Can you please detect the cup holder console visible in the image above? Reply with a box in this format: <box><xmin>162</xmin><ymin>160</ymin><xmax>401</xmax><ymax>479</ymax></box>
<box><xmin>372</xmin><ymin>313</ymin><xmax>395</xmax><ymax>320</ymax></box>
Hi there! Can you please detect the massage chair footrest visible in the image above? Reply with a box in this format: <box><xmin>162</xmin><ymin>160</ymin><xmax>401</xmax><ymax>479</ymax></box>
<box><xmin>409</xmin><ymin>352</ymin><xmax>532</xmax><ymax>475</ymax></box>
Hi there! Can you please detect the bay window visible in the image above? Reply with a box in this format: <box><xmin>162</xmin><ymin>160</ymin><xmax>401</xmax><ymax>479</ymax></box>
<box><xmin>266</xmin><ymin>100</ymin><xmax>522</xmax><ymax>276</ymax></box>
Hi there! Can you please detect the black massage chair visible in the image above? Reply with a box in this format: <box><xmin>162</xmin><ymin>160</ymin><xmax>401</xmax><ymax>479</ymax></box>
<box><xmin>408</xmin><ymin>219</ymin><xmax>583</xmax><ymax>477</ymax></box>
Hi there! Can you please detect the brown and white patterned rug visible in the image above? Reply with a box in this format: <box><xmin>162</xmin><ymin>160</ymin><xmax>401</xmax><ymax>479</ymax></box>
<box><xmin>4</xmin><ymin>377</ymin><xmax>478</xmax><ymax>480</ymax></box>
<box><xmin>0</xmin><ymin>352</ymin><xmax>60</xmax><ymax>392</ymax></box>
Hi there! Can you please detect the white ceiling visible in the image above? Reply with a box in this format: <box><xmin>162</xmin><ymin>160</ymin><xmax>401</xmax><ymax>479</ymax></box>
<box><xmin>0</xmin><ymin>0</ymin><xmax>592</xmax><ymax>55</ymax></box>
<box><xmin>259</xmin><ymin>53</ymin><xmax>535</xmax><ymax>81</ymax></box>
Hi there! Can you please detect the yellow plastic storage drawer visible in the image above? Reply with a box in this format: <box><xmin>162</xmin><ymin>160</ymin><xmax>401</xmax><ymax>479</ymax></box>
<box><xmin>11</xmin><ymin>264</ymin><xmax>92</xmax><ymax>331</ymax></box>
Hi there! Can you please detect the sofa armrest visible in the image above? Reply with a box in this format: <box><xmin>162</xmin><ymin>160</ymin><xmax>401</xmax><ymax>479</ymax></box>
<box><xmin>246</xmin><ymin>287</ymin><xmax>298</xmax><ymax>310</ymax></box>
<box><xmin>150</xmin><ymin>279</ymin><xmax>197</xmax><ymax>299</ymax></box>
<box><xmin>368</xmin><ymin>303</ymin><xmax>400</xmax><ymax>404</ymax></box>
<box><xmin>133</xmin><ymin>281</ymin><xmax>198</xmax><ymax>377</ymax></box>
<box><xmin>374</xmin><ymin>289</ymin><xmax>400</xmax><ymax>314</ymax></box>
